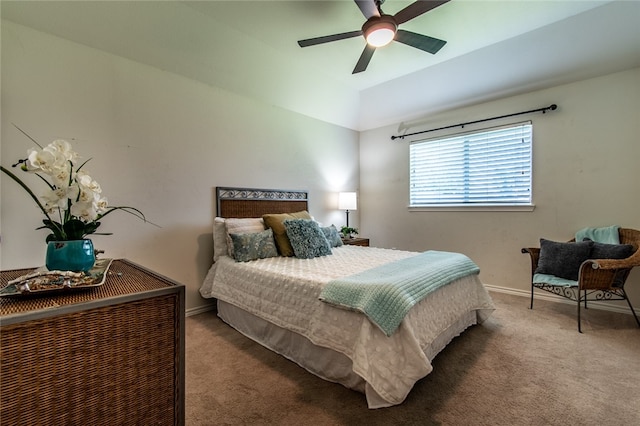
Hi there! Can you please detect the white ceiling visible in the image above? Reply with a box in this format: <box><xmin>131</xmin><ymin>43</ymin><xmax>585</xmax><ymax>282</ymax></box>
<box><xmin>2</xmin><ymin>1</ymin><xmax>640</xmax><ymax>131</ymax></box>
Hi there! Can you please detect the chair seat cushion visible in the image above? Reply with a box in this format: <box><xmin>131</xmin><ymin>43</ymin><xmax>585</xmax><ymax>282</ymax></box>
<box><xmin>533</xmin><ymin>273</ymin><xmax>578</xmax><ymax>287</ymax></box>
<box><xmin>535</xmin><ymin>239</ymin><xmax>593</xmax><ymax>281</ymax></box>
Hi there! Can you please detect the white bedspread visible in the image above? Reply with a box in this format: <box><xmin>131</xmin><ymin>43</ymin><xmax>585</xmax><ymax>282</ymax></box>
<box><xmin>200</xmin><ymin>246</ymin><xmax>494</xmax><ymax>407</ymax></box>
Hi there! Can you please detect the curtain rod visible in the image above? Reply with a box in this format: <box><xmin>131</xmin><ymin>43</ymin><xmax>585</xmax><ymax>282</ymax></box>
<box><xmin>390</xmin><ymin>104</ymin><xmax>557</xmax><ymax>140</ymax></box>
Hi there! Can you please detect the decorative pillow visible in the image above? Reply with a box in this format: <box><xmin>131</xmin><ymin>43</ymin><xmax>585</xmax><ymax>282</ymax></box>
<box><xmin>588</xmin><ymin>241</ymin><xmax>635</xmax><ymax>260</ymax></box>
<box><xmin>535</xmin><ymin>239</ymin><xmax>593</xmax><ymax>281</ymax></box>
<box><xmin>262</xmin><ymin>211</ymin><xmax>312</xmax><ymax>256</ymax></box>
<box><xmin>213</xmin><ymin>217</ymin><xmax>228</xmax><ymax>262</ymax></box>
<box><xmin>321</xmin><ymin>225</ymin><xmax>343</xmax><ymax>248</ymax></box>
<box><xmin>225</xmin><ymin>218</ymin><xmax>265</xmax><ymax>258</ymax></box>
<box><xmin>230</xmin><ymin>229</ymin><xmax>278</xmax><ymax>262</ymax></box>
<box><xmin>283</xmin><ymin>219</ymin><xmax>332</xmax><ymax>259</ymax></box>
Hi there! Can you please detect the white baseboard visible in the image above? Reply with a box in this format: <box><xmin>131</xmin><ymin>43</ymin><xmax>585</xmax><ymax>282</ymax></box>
<box><xmin>186</xmin><ymin>303</ymin><xmax>216</xmax><ymax>317</ymax></box>
<box><xmin>485</xmin><ymin>283</ymin><xmax>636</xmax><ymax>316</ymax></box>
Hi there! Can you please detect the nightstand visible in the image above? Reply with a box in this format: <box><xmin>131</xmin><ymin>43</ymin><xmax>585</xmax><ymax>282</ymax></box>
<box><xmin>342</xmin><ymin>237</ymin><xmax>370</xmax><ymax>247</ymax></box>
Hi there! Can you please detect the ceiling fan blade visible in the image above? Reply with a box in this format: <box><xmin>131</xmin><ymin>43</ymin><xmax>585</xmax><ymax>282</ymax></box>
<box><xmin>354</xmin><ymin>0</ymin><xmax>380</xmax><ymax>19</ymax></box>
<box><xmin>353</xmin><ymin>45</ymin><xmax>376</xmax><ymax>74</ymax></box>
<box><xmin>394</xmin><ymin>0</ymin><xmax>450</xmax><ymax>25</ymax></box>
<box><xmin>395</xmin><ymin>29</ymin><xmax>446</xmax><ymax>54</ymax></box>
<box><xmin>298</xmin><ymin>30</ymin><xmax>363</xmax><ymax>48</ymax></box>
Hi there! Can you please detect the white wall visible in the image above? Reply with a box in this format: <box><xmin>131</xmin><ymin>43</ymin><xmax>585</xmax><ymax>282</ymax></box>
<box><xmin>0</xmin><ymin>21</ymin><xmax>359</xmax><ymax>312</ymax></box>
<box><xmin>360</xmin><ymin>67</ymin><xmax>640</xmax><ymax>308</ymax></box>
<box><xmin>3</xmin><ymin>19</ymin><xmax>639</xmax><ymax>315</ymax></box>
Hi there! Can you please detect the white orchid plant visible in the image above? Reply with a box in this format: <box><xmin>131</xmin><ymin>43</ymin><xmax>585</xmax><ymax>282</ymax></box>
<box><xmin>1</xmin><ymin>128</ymin><xmax>147</xmax><ymax>242</ymax></box>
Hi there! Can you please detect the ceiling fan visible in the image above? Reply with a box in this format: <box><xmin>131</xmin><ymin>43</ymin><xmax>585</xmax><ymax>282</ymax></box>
<box><xmin>297</xmin><ymin>0</ymin><xmax>450</xmax><ymax>74</ymax></box>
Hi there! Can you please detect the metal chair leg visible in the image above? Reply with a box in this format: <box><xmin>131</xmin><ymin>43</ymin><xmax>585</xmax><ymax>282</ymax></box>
<box><xmin>584</xmin><ymin>289</ymin><xmax>591</xmax><ymax>309</ymax></box>
<box><xmin>530</xmin><ymin>284</ymin><xmax>534</xmax><ymax>309</ymax></box>
<box><xmin>622</xmin><ymin>289</ymin><xmax>640</xmax><ymax>327</ymax></box>
<box><xmin>577</xmin><ymin>298</ymin><xmax>583</xmax><ymax>333</ymax></box>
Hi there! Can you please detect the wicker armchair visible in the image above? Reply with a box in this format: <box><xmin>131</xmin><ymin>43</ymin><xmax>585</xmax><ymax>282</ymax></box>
<box><xmin>522</xmin><ymin>228</ymin><xmax>640</xmax><ymax>332</ymax></box>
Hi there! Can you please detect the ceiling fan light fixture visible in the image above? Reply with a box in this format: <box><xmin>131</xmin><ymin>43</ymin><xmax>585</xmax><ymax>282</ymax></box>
<box><xmin>363</xmin><ymin>15</ymin><xmax>397</xmax><ymax>47</ymax></box>
<box><xmin>297</xmin><ymin>0</ymin><xmax>450</xmax><ymax>74</ymax></box>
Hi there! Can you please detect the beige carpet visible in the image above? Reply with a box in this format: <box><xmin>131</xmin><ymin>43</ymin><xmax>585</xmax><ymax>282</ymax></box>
<box><xmin>185</xmin><ymin>292</ymin><xmax>640</xmax><ymax>425</ymax></box>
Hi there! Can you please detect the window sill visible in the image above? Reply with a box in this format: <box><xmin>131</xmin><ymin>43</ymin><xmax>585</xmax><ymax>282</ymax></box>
<box><xmin>408</xmin><ymin>204</ymin><xmax>535</xmax><ymax>212</ymax></box>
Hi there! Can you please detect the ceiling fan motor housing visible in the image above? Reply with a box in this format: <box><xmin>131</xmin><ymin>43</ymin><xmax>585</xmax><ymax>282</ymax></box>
<box><xmin>362</xmin><ymin>14</ymin><xmax>397</xmax><ymax>47</ymax></box>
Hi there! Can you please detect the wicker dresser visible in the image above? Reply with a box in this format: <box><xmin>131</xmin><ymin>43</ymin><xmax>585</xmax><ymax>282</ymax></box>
<box><xmin>0</xmin><ymin>259</ymin><xmax>185</xmax><ymax>426</ymax></box>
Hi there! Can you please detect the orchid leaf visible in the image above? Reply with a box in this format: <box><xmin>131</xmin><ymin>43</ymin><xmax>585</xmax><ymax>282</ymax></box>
<box><xmin>63</xmin><ymin>219</ymin><xmax>88</xmax><ymax>240</ymax></box>
<box><xmin>1</xmin><ymin>165</ymin><xmax>54</xmax><ymax>223</ymax></box>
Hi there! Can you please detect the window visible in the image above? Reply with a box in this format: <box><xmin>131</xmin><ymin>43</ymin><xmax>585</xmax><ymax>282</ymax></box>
<box><xmin>409</xmin><ymin>122</ymin><xmax>532</xmax><ymax>208</ymax></box>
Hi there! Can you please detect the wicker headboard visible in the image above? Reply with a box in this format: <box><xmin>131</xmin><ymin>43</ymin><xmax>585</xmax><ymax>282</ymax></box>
<box><xmin>216</xmin><ymin>187</ymin><xmax>308</xmax><ymax>218</ymax></box>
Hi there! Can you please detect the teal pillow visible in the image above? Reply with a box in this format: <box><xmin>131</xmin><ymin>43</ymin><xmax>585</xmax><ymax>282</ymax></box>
<box><xmin>321</xmin><ymin>225</ymin><xmax>343</xmax><ymax>248</ymax></box>
<box><xmin>283</xmin><ymin>219</ymin><xmax>332</xmax><ymax>259</ymax></box>
<box><xmin>230</xmin><ymin>229</ymin><xmax>278</xmax><ymax>262</ymax></box>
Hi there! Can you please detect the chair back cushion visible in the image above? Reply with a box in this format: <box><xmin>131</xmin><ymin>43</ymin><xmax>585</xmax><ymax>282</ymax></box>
<box><xmin>588</xmin><ymin>241</ymin><xmax>635</xmax><ymax>260</ymax></box>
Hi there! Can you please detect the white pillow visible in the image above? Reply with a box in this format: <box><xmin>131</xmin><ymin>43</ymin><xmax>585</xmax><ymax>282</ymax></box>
<box><xmin>213</xmin><ymin>217</ymin><xmax>228</xmax><ymax>263</ymax></box>
<box><xmin>225</xmin><ymin>218</ymin><xmax>266</xmax><ymax>258</ymax></box>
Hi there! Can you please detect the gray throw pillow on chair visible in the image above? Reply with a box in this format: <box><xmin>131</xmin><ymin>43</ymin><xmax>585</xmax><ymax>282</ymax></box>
<box><xmin>535</xmin><ymin>239</ymin><xmax>593</xmax><ymax>281</ymax></box>
<box><xmin>583</xmin><ymin>239</ymin><xmax>635</xmax><ymax>260</ymax></box>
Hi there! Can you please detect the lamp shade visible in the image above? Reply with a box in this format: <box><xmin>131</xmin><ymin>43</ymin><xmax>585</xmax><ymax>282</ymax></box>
<box><xmin>338</xmin><ymin>192</ymin><xmax>357</xmax><ymax>211</ymax></box>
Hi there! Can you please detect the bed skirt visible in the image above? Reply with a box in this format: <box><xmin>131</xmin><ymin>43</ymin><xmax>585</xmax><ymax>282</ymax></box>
<box><xmin>217</xmin><ymin>300</ymin><xmax>478</xmax><ymax>408</ymax></box>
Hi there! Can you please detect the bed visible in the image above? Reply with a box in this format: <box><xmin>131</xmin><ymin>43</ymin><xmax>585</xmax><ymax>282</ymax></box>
<box><xmin>200</xmin><ymin>187</ymin><xmax>495</xmax><ymax>408</ymax></box>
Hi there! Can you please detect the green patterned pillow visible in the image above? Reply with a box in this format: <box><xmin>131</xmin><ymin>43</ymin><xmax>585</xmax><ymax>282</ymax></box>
<box><xmin>283</xmin><ymin>219</ymin><xmax>332</xmax><ymax>259</ymax></box>
<box><xmin>321</xmin><ymin>225</ymin><xmax>343</xmax><ymax>248</ymax></box>
<box><xmin>262</xmin><ymin>211</ymin><xmax>312</xmax><ymax>256</ymax></box>
<box><xmin>230</xmin><ymin>228</ymin><xmax>278</xmax><ymax>262</ymax></box>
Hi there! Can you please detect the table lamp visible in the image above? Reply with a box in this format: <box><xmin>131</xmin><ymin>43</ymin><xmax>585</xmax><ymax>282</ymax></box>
<box><xmin>338</xmin><ymin>192</ymin><xmax>357</xmax><ymax>228</ymax></box>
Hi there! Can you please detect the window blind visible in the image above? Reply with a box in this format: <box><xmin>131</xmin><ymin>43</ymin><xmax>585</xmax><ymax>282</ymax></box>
<box><xmin>409</xmin><ymin>122</ymin><xmax>532</xmax><ymax>207</ymax></box>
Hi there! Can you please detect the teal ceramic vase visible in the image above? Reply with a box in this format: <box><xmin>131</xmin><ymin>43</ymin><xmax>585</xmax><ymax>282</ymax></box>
<box><xmin>46</xmin><ymin>239</ymin><xmax>96</xmax><ymax>272</ymax></box>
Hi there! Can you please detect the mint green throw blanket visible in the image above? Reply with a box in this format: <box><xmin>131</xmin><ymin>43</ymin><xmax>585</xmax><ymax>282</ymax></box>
<box><xmin>320</xmin><ymin>251</ymin><xmax>480</xmax><ymax>336</ymax></box>
<box><xmin>575</xmin><ymin>225</ymin><xmax>620</xmax><ymax>244</ymax></box>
